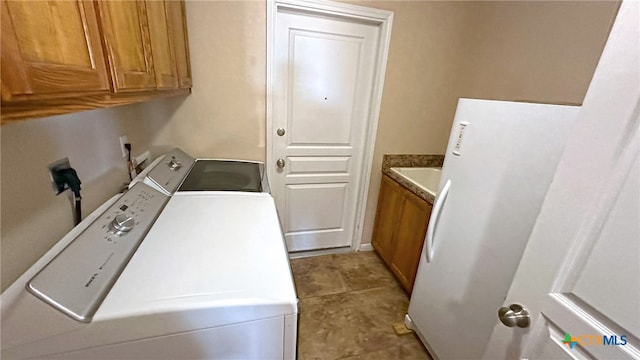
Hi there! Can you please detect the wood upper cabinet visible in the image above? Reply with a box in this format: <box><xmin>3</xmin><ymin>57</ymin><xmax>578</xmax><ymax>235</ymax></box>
<box><xmin>96</xmin><ymin>1</ymin><xmax>156</xmax><ymax>91</ymax></box>
<box><xmin>1</xmin><ymin>0</ymin><xmax>192</xmax><ymax>122</ymax></box>
<box><xmin>146</xmin><ymin>0</ymin><xmax>178</xmax><ymax>89</ymax></box>
<box><xmin>96</xmin><ymin>0</ymin><xmax>190</xmax><ymax>91</ymax></box>
<box><xmin>1</xmin><ymin>0</ymin><xmax>110</xmax><ymax>101</ymax></box>
<box><xmin>372</xmin><ymin>174</ymin><xmax>433</xmax><ymax>294</ymax></box>
<box><xmin>166</xmin><ymin>0</ymin><xmax>192</xmax><ymax>88</ymax></box>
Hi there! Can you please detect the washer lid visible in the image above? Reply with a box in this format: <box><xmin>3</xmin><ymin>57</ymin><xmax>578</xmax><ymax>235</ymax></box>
<box><xmin>96</xmin><ymin>192</ymin><xmax>297</xmax><ymax>324</ymax></box>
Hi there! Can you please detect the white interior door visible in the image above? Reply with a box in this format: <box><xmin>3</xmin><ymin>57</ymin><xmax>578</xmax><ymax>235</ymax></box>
<box><xmin>483</xmin><ymin>2</ymin><xmax>639</xmax><ymax>359</ymax></box>
<box><xmin>269</xmin><ymin>2</ymin><xmax>386</xmax><ymax>252</ymax></box>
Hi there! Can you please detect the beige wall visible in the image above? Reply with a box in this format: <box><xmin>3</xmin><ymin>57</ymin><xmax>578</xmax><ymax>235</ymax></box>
<box><xmin>145</xmin><ymin>0</ymin><xmax>267</xmax><ymax>161</ymax></box>
<box><xmin>460</xmin><ymin>1</ymin><xmax>619</xmax><ymax>104</ymax></box>
<box><xmin>1</xmin><ymin>104</ymin><xmax>174</xmax><ymax>290</ymax></box>
<box><xmin>0</xmin><ymin>0</ymin><xmax>618</xmax><ymax>290</ymax></box>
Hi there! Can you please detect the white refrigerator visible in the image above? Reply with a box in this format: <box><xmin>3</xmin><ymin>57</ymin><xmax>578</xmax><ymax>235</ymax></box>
<box><xmin>406</xmin><ymin>98</ymin><xmax>579</xmax><ymax>359</ymax></box>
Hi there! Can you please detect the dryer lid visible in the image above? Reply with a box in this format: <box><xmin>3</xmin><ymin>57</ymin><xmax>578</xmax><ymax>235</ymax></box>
<box><xmin>178</xmin><ymin>159</ymin><xmax>264</xmax><ymax>192</ymax></box>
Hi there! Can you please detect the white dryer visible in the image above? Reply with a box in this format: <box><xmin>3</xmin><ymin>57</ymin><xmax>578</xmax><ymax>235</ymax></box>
<box><xmin>130</xmin><ymin>148</ymin><xmax>270</xmax><ymax>195</ymax></box>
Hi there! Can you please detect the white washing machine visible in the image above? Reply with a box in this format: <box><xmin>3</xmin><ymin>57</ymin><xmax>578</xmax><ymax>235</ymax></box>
<box><xmin>1</xmin><ymin>155</ymin><xmax>297</xmax><ymax>358</ymax></box>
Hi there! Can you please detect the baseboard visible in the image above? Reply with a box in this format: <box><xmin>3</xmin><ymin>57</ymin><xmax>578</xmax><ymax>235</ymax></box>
<box><xmin>358</xmin><ymin>243</ymin><xmax>373</xmax><ymax>251</ymax></box>
<box><xmin>288</xmin><ymin>247</ymin><xmax>351</xmax><ymax>259</ymax></box>
<box><xmin>288</xmin><ymin>243</ymin><xmax>374</xmax><ymax>259</ymax></box>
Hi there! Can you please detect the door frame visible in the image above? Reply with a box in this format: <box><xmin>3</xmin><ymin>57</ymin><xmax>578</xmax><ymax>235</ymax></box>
<box><xmin>266</xmin><ymin>0</ymin><xmax>393</xmax><ymax>251</ymax></box>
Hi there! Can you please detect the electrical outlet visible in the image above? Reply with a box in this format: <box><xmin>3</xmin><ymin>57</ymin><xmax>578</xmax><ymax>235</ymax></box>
<box><xmin>135</xmin><ymin>151</ymin><xmax>150</xmax><ymax>167</ymax></box>
<box><xmin>134</xmin><ymin>151</ymin><xmax>151</xmax><ymax>175</ymax></box>
<box><xmin>48</xmin><ymin>158</ymin><xmax>71</xmax><ymax>195</ymax></box>
<box><xmin>119</xmin><ymin>135</ymin><xmax>129</xmax><ymax>158</ymax></box>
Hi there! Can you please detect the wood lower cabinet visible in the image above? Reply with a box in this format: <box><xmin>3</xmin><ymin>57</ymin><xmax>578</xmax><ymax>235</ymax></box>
<box><xmin>372</xmin><ymin>174</ymin><xmax>433</xmax><ymax>294</ymax></box>
<box><xmin>389</xmin><ymin>189</ymin><xmax>432</xmax><ymax>293</ymax></box>
<box><xmin>371</xmin><ymin>175</ymin><xmax>405</xmax><ymax>264</ymax></box>
<box><xmin>1</xmin><ymin>0</ymin><xmax>192</xmax><ymax>123</ymax></box>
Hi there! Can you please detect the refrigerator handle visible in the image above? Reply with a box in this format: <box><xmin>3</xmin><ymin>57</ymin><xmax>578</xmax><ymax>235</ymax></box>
<box><xmin>425</xmin><ymin>179</ymin><xmax>452</xmax><ymax>263</ymax></box>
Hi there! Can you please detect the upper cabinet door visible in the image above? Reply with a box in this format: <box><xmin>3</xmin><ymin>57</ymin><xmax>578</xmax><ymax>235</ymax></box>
<box><xmin>166</xmin><ymin>0</ymin><xmax>192</xmax><ymax>88</ymax></box>
<box><xmin>146</xmin><ymin>0</ymin><xmax>178</xmax><ymax>89</ymax></box>
<box><xmin>97</xmin><ymin>0</ymin><xmax>156</xmax><ymax>91</ymax></box>
<box><xmin>1</xmin><ymin>0</ymin><xmax>110</xmax><ymax>101</ymax></box>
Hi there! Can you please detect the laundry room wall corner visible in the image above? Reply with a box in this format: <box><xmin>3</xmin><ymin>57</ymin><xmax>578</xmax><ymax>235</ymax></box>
<box><xmin>149</xmin><ymin>0</ymin><xmax>267</xmax><ymax>161</ymax></box>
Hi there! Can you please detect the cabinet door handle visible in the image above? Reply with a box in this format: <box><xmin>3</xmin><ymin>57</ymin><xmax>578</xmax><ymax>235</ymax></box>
<box><xmin>425</xmin><ymin>179</ymin><xmax>451</xmax><ymax>263</ymax></box>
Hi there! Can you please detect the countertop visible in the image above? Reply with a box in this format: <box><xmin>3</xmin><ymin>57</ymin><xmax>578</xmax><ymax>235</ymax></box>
<box><xmin>381</xmin><ymin>154</ymin><xmax>445</xmax><ymax>205</ymax></box>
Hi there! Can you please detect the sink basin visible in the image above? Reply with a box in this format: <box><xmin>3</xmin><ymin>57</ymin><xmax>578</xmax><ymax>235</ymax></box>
<box><xmin>390</xmin><ymin>167</ymin><xmax>442</xmax><ymax>196</ymax></box>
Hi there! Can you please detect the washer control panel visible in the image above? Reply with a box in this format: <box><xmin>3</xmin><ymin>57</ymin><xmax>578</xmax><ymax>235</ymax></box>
<box><xmin>147</xmin><ymin>148</ymin><xmax>195</xmax><ymax>194</ymax></box>
<box><xmin>27</xmin><ymin>183</ymin><xmax>169</xmax><ymax>322</ymax></box>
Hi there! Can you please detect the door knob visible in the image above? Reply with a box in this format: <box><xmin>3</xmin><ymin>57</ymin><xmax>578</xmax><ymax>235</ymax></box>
<box><xmin>277</xmin><ymin>128</ymin><xmax>286</xmax><ymax>136</ymax></box>
<box><xmin>498</xmin><ymin>304</ymin><xmax>530</xmax><ymax>328</ymax></box>
<box><xmin>276</xmin><ymin>158</ymin><xmax>286</xmax><ymax>169</ymax></box>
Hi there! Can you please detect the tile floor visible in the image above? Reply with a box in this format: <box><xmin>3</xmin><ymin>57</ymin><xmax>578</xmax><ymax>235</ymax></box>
<box><xmin>290</xmin><ymin>251</ymin><xmax>433</xmax><ymax>360</ymax></box>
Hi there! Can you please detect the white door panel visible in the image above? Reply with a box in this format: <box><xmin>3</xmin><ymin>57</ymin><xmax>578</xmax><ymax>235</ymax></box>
<box><xmin>271</xmin><ymin>4</ymin><xmax>382</xmax><ymax>252</ymax></box>
<box><xmin>284</xmin><ymin>146</ymin><xmax>353</xmax><ymax>156</ymax></box>
<box><xmin>285</xmin><ymin>183</ymin><xmax>347</xmax><ymax>232</ymax></box>
<box><xmin>482</xmin><ymin>2</ymin><xmax>639</xmax><ymax>359</ymax></box>
<box><xmin>526</xmin><ymin>154</ymin><xmax>639</xmax><ymax>360</ymax></box>
<box><xmin>288</xmin><ymin>31</ymin><xmax>362</xmax><ymax>145</ymax></box>
<box><xmin>286</xmin><ymin>156</ymin><xmax>350</xmax><ymax>175</ymax></box>
<box><xmin>530</xmin><ymin>319</ymin><xmax>593</xmax><ymax>360</ymax></box>
<box><xmin>283</xmin><ymin>173</ymin><xmax>349</xmax><ymax>184</ymax></box>
<box><xmin>569</xmin><ymin>161</ymin><xmax>639</xmax><ymax>339</ymax></box>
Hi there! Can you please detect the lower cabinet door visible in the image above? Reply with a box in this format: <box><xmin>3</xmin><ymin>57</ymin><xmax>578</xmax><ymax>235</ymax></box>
<box><xmin>372</xmin><ymin>174</ymin><xmax>433</xmax><ymax>294</ymax></box>
<box><xmin>390</xmin><ymin>187</ymin><xmax>432</xmax><ymax>294</ymax></box>
<box><xmin>371</xmin><ymin>175</ymin><xmax>404</xmax><ymax>264</ymax></box>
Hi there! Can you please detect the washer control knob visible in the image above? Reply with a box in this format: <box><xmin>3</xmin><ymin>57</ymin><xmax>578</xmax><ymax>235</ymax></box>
<box><xmin>168</xmin><ymin>158</ymin><xmax>182</xmax><ymax>171</ymax></box>
<box><xmin>110</xmin><ymin>214</ymin><xmax>135</xmax><ymax>236</ymax></box>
